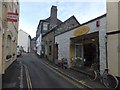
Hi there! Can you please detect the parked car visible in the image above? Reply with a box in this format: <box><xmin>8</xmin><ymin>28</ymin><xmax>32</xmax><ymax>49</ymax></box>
<box><xmin>17</xmin><ymin>46</ymin><xmax>22</xmax><ymax>57</ymax></box>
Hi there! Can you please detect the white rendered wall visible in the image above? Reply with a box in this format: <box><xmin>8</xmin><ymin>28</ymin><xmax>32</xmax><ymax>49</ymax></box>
<box><xmin>55</xmin><ymin>16</ymin><xmax>107</xmax><ymax>72</ymax></box>
<box><xmin>18</xmin><ymin>30</ymin><xmax>30</xmax><ymax>52</ymax></box>
<box><xmin>36</xmin><ymin>34</ymin><xmax>42</xmax><ymax>55</ymax></box>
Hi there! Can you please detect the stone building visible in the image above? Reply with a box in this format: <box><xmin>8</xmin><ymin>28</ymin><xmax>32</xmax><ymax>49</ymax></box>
<box><xmin>42</xmin><ymin>29</ymin><xmax>55</xmax><ymax>61</ymax></box>
<box><xmin>31</xmin><ymin>37</ymin><xmax>36</xmax><ymax>52</ymax></box>
<box><xmin>55</xmin><ymin>15</ymin><xmax>80</xmax><ymax>36</ymax></box>
<box><xmin>36</xmin><ymin>5</ymin><xmax>62</xmax><ymax>56</ymax></box>
<box><xmin>42</xmin><ymin>14</ymin><xmax>80</xmax><ymax>62</ymax></box>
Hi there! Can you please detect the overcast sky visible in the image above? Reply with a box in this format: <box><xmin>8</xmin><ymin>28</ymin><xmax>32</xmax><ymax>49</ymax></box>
<box><xmin>19</xmin><ymin>0</ymin><xmax>106</xmax><ymax>38</ymax></box>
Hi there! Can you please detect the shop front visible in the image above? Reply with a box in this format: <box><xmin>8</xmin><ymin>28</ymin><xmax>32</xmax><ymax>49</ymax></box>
<box><xmin>70</xmin><ymin>30</ymin><xmax>99</xmax><ymax>71</ymax></box>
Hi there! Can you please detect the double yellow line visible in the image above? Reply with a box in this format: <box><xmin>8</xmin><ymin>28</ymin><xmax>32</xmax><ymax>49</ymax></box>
<box><xmin>24</xmin><ymin>64</ymin><xmax>32</xmax><ymax>90</ymax></box>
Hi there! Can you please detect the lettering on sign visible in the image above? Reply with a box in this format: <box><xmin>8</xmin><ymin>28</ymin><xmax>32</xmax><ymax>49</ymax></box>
<box><xmin>74</xmin><ymin>26</ymin><xmax>90</xmax><ymax>37</ymax></box>
<box><xmin>7</xmin><ymin>12</ymin><xmax>19</xmax><ymax>22</ymax></box>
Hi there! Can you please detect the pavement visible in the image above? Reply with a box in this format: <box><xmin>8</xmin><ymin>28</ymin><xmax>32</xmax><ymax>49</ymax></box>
<box><xmin>2</xmin><ymin>60</ymin><xmax>21</xmax><ymax>89</ymax></box>
<box><xmin>41</xmin><ymin>57</ymin><xmax>120</xmax><ymax>90</ymax></box>
<box><xmin>2</xmin><ymin>53</ymin><xmax>119</xmax><ymax>89</ymax></box>
<box><xmin>40</xmin><ymin>57</ymin><xmax>108</xmax><ymax>89</ymax></box>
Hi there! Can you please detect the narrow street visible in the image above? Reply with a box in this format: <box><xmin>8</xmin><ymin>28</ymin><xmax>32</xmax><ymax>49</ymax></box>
<box><xmin>18</xmin><ymin>53</ymin><xmax>80</xmax><ymax>88</ymax></box>
<box><xmin>1</xmin><ymin>1</ymin><xmax>120</xmax><ymax>90</ymax></box>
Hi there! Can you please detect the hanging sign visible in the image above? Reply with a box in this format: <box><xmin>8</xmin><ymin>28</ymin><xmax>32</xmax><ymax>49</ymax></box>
<box><xmin>7</xmin><ymin>12</ymin><xmax>19</xmax><ymax>22</ymax></box>
<box><xmin>74</xmin><ymin>26</ymin><xmax>90</xmax><ymax>37</ymax></box>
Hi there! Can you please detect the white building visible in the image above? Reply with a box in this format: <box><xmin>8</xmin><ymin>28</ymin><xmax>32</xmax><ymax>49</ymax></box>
<box><xmin>36</xmin><ymin>34</ymin><xmax>42</xmax><ymax>55</ymax></box>
<box><xmin>55</xmin><ymin>14</ymin><xmax>107</xmax><ymax>75</ymax></box>
<box><xmin>18</xmin><ymin>29</ymin><xmax>31</xmax><ymax>53</ymax></box>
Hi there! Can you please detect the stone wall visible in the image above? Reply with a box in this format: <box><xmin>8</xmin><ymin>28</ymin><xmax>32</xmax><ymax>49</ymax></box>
<box><xmin>55</xmin><ymin>16</ymin><xmax>80</xmax><ymax>36</ymax></box>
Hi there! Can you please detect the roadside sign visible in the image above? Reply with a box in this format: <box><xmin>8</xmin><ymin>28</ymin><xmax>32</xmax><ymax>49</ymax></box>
<box><xmin>7</xmin><ymin>12</ymin><xmax>19</xmax><ymax>22</ymax></box>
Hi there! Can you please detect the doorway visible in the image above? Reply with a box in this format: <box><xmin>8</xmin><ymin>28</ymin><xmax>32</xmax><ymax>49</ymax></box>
<box><xmin>84</xmin><ymin>43</ymin><xmax>99</xmax><ymax>68</ymax></box>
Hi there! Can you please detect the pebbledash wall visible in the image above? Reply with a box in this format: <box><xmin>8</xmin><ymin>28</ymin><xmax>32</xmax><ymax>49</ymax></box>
<box><xmin>55</xmin><ymin>14</ymin><xmax>107</xmax><ymax>74</ymax></box>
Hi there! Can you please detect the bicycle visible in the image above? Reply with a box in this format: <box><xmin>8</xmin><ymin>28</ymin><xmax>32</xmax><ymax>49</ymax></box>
<box><xmin>87</xmin><ymin>63</ymin><xmax>119</xmax><ymax>89</ymax></box>
<box><xmin>71</xmin><ymin>57</ymin><xmax>84</xmax><ymax>68</ymax></box>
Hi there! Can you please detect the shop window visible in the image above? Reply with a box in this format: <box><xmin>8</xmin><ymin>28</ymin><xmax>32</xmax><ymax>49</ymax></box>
<box><xmin>75</xmin><ymin>44</ymin><xmax>83</xmax><ymax>59</ymax></box>
<box><xmin>74</xmin><ymin>44</ymin><xmax>84</xmax><ymax>68</ymax></box>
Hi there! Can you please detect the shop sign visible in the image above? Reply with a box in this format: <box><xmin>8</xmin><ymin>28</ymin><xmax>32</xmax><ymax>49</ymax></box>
<box><xmin>7</xmin><ymin>12</ymin><xmax>19</xmax><ymax>22</ymax></box>
<box><xmin>74</xmin><ymin>26</ymin><xmax>90</xmax><ymax>37</ymax></box>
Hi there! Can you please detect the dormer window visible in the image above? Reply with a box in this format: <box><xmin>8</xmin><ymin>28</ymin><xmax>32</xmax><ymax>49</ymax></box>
<box><xmin>43</xmin><ymin>23</ymin><xmax>48</xmax><ymax>31</ymax></box>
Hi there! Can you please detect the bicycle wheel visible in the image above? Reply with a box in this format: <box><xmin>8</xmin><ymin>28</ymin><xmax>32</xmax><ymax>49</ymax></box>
<box><xmin>102</xmin><ymin>74</ymin><xmax>119</xmax><ymax>89</ymax></box>
<box><xmin>87</xmin><ymin>69</ymin><xmax>97</xmax><ymax>81</ymax></box>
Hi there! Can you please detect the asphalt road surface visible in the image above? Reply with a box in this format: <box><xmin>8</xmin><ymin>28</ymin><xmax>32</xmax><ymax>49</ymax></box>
<box><xmin>19</xmin><ymin>53</ymin><xmax>79</xmax><ymax>88</ymax></box>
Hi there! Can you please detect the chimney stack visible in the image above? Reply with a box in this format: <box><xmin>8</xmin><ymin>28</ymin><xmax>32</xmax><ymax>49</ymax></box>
<box><xmin>50</xmin><ymin>5</ymin><xmax>57</xmax><ymax>30</ymax></box>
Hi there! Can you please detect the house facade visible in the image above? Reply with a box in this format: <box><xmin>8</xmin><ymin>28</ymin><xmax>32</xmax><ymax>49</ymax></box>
<box><xmin>18</xmin><ymin>29</ymin><xmax>31</xmax><ymax>53</ymax></box>
<box><xmin>42</xmin><ymin>29</ymin><xmax>55</xmax><ymax>61</ymax></box>
<box><xmin>0</xmin><ymin>1</ymin><xmax>19</xmax><ymax>74</ymax></box>
<box><xmin>53</xmin><ymin>16</ymin><xmax>80</xmax><ymax>63</ymax></box>
<box><xmin>0</xmin><ymin>1</ymin><xmax>19</xmax><ymax>89</ymax></box>
<box><xmin>106</xmin><ymin>1</ymin><xmax>120</xmax><ymax>79</ymax></box>
<box><xmin>42</xmin><ymin>13</ymin><xmax>80</xmax><ymax>63</ymax></box>
<box><xmin>55</xmin><ymin>14</ymin><xmax>107</xmax><ymax>74</ymax></box>
<box><xmin>0</xmin><ymin>1</ymin><xmax>2</xmax><ymax>89</ymax></box>
<box><xmin>31</xmin><ymin>37</ymin><xmax>36</xmax><ymax>52</ymax></box>
<box><xmin>36</xmin><ymin>5</ymin><xmax>62</xmax><ymax>56</ymax></box>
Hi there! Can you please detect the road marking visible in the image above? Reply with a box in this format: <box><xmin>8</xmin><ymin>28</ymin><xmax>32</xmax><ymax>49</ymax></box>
<box><xmin>79</xmin><ymin>80</ymin><xmax>85</xmax><ymax>84</ymax></box>
<box><xmin>20</xmin><ymin>61</ymin><xmax>23</xmax><ymax>88</ymax></box>
<box><xmin>26</xmin><ymin>65</ymin><xmax>33</xmax><ymax>89</ymax></box>
<box><xmin>24</xmin><ymin>64</ymin><xmax>32</xmax><ymax>90</ymax></box>
<box><xmin>40</xmin><ymin>61</ymin><xmax>84</xmax><ymax>88</ymax></box>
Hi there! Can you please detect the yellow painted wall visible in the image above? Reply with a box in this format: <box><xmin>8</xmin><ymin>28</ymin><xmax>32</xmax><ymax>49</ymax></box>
<box><xmin>107</xmin><ymin>34</ymin><xmax>119</xmax><ymax>76</ymax></box>
<box><xmin>1</xmin><ymin>1</ymin><xmax>19</xmax><ymax>74</ymax></box>
<box><xmin>107</xmin><ymin>1</ymin><xmax>120</xmax><ymax>76</ymax></box>
<box><xmin>0</xmin><ymin>9</ymin><xmax>2</xmax><ymax>74</ymax></box>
